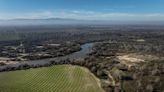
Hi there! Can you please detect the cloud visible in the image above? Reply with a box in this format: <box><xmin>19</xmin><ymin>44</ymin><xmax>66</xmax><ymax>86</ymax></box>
<box><xmin>0</xmin><ymin>11</ymin><xmax>54</xmax><ymax>19</ymax></box>
<box><xmin>0</xmin><ymin>10</ymin><xmax>164</xmax><ymax>21</ymax></box>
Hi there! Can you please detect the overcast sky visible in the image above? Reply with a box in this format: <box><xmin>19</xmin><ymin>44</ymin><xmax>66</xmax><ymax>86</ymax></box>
<box><xmin>0</xmin><ymin>0</ymin><xmax>164</xmax><ymax>21</ymax></box>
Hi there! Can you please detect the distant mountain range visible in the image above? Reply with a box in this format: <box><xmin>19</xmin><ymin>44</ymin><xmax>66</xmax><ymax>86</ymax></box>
<box><xmin>0</xmin><ymin>18</ymin><xmax>164</xmax><ymax>26</ymax></box>
<box><xmin>0</xmin><ymin>18</ymin><xmax>84</xmax><ymax>26</ymax></box>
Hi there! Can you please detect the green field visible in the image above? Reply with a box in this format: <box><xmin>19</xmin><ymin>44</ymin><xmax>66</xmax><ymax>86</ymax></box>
<box><xmin>0</xmin><ymin>65</ymin><xmax>104</xmax><ymax>92</ymax></box>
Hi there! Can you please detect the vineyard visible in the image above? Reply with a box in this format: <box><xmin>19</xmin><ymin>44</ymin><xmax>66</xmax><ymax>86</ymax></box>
<box><xmin>0</xmin><ymin>65</ymin><xmax>104</xmax><ymax>92</ymax></box>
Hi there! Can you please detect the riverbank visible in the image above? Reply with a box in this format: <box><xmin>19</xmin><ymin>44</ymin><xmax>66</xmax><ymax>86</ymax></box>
<box><xmin>0</xmin><ymin>43</ymin><xmax>93</xmax><ymax>71</ymax></box>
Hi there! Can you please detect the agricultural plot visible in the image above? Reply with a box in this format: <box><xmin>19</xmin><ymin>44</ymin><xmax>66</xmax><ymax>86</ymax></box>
<box><xmin>0</xmin><ymin>65</ymin><xmax>104</xmax><ymax>92</ymax></box>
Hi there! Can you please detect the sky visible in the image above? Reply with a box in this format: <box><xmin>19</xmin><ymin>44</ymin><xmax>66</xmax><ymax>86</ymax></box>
<box><xmin>0</xmin><ymin>0</ymin><xmax>164</xmax><ymax>21</ymax></box>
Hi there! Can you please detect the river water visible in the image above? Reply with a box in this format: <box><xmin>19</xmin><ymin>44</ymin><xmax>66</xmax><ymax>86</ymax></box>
<box><xmin>0</xmin><ymin>43</ymin><xmax>93</xmax><ymax>69</ymax></box>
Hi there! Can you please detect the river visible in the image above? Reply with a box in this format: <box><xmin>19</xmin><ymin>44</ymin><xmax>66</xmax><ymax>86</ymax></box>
<box><xmin>0</xmin><ymin>43</ymin><xmax>93</xmax><ymax>69</ymax></box>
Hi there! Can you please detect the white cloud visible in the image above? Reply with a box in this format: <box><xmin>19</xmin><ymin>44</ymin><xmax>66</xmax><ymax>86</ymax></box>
<box><xmin>0</xmin><ymin>10</ymin><xmax>164</xmax><ymax>21</ymax></box>
<box><xmin>0</xmin><ymin>11</ymin><xmax>54</xmax><ymax>19</ymax></box>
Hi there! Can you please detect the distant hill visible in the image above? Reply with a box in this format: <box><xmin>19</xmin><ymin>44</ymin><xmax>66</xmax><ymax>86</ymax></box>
<box><xmin>0</xmin><ymin>18</ymin><xmax>164</xmax><ymax>26</ymax></box>
<box><xmin>0</xmin><ymin>18</ymin><xmax>85</xmax><ymax>26</ymax></box>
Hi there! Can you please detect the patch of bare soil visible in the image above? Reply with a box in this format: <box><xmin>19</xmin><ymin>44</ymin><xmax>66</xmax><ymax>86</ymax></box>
<box><xmin>117</xmin><ymin>54</ymin><xmax>160</xmax><ymax>67</ymax></box>
<box><xmin>0</xmin><ymin>61</ymin><xmax>18</xmax><ymax>65</ymax></box>
<box><xmin>0</xmin><ymin>57</ymin><xmax>19</xmax><ymax>65</ymax></box>
<box><xmin>136</xmin><ymin>39</ymin><xmax>145</xmax><ymax>42</ymax></box>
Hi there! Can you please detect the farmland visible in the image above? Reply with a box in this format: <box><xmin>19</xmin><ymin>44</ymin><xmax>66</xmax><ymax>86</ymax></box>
<box><xmin>0</xmin><ymin>25</ymin><xmax>164</xmax><ymax>92</ymax></box>
<box><xmin>0</xmin><ymin>65</ymin><xmax>104</xmax><ymax>92</ymax></box>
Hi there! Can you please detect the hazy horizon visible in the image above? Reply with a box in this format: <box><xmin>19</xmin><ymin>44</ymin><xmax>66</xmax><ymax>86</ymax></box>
<box><xmin>0</xmin><ymin>0</ymin><xmax>164</xmax><ymax>21</ymax></box>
